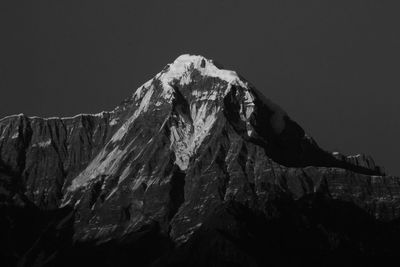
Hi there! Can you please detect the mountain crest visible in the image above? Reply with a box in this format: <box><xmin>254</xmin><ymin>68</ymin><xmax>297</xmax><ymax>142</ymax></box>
<box><xmin>158</xmin><ymin>54</ymin><xmax>248</xmax><ymax>89</ymax></box>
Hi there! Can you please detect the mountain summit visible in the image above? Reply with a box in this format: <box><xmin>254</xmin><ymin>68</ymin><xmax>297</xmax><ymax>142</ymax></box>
<box><xmin>0</xmin><ymin>55</ymin><xmax>398</xmax><ymax>266</ymax></box>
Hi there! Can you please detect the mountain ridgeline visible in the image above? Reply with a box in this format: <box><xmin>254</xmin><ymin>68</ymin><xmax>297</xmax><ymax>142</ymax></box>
<box><xmin>0</xmin><ymin>55</ymin><xmax>399</xmax><ymax>267</ymax></box>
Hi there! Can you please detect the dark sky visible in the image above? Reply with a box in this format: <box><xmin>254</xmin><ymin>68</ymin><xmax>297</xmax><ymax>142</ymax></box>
<box><xmin>1</xmin><ymin>0</ymin><xmax>399</xmax><ymax>175</ymax></box>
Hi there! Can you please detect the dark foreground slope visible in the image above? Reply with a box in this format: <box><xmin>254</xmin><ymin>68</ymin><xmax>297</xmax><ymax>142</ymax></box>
<box><xmin>2</xmin><ymin>196</ymin><xmax>400</xmax><ymax>267</ymax></box>
<box><xmin>0</xmin><ymin>55</ymin><xmax>399</xmax><ymax>267</ymax></box>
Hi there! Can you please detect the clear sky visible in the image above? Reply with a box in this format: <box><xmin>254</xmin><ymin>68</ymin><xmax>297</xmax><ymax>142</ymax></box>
<box><xmin>1</xmin><ymin>0</ymin><xmax>399</xmax><ymax>175</ymax></box>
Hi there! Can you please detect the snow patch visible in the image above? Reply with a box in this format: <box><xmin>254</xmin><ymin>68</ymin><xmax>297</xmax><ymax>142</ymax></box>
<box><xmin>30</xmin><ymin>111</ymin><xmax>109</xmax><ymax>121</ymax></box>
<box><xmin>238</xmin><ymin>90</ymin><xmax>256</xmax><ymax>137</ymax></box>
<box><xmin>191</xmin><ymin>90</ymin><xmax>219</xmax><ymax>101</ymax></box>
<box><xmin>170</xmin><ymin>102</ymin><xmax>219</xmax><ymax>170</ymax></box>
<box><xmin>67</xmin><ymin>144</ymin><xmax>129</xmax><ymax>192</ymax></box>
<box><xmin>165</xmin><ymin>54</ymin><xmax>248</xmax><ymax>88</ymax></box>
<box><xmin>0</xmin><ymin>113</ymin><xmax>25</xmax><ymax>122</ymax></box>
<box><xmin>111</xmin><ymin>86</ymin><xmax>154</xmax><ymax>143</ymax></box>
<box><xmin>158</xmin><ymin>54</ymin><xmax>248</xmax><ymax>97</ymax></box>
<box><xmin>133</xmin><ymin>77</ymin><xmax>154</xmax><ymax>100</ymax></box>
<box><xmin>109</xmin><ymin>118</ymin><xmax>119</xmax><ymax>126</ymax></box>
<box><xmin>11</xmin><ymin>132</ymin><xmax>19</xmax><ymax>139</ymax></box>
<box><xmin>32</xmin><ymin>139</ymin><xmax>52</xmax><ymax>148</ymax></box>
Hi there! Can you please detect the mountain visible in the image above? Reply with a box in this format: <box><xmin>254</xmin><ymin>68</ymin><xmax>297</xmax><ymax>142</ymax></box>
<box><xmin>0</xmin><ymin>54</ymin><xmax>399</xmax><ymax>267</ymax></box>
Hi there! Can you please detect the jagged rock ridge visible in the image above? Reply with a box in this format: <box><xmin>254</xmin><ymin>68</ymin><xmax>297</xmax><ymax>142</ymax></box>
<box><xmin>0</xmin><ymin>54</ymin><xmax>399</xmax><ymax>267</ymax></box>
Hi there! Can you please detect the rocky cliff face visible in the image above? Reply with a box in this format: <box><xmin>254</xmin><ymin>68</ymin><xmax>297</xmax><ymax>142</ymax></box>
<box><xmin>1</xmin><ymin>55</ymin><xmax>399</xmax><ymax>267</ymax></box>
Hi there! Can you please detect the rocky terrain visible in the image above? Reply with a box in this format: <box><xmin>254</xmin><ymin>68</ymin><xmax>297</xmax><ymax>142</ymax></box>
<box><xmin>1</xmin><ymin>54</ymin><xmax>399</xmax><ymax>267</ymax></box>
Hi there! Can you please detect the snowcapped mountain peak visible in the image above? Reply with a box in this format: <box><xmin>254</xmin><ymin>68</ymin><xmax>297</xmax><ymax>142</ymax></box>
<box><xmin>107</xmin><ymin>54</ymin><xmax>290</xmax><ymax>173</ymax></box>
<box><xmin>131</xmin><ymin>54</ymin><xmax>250</xmax><ymax>105</ymax></box>
<box><xmin>159</xmin><ymin>54</ymin><xmax>248</xmax><ymax>89</ymax></box>
<box><xmin>171</xmin><ymin>54</ymin><xmax>209</xmax><ymax>69</ymax></box>
<box><xmin>1</xmin><ymin>53</ymin><xmax>393</xmax><ymax>263</ymax></box>
<box><xmin>62</xmin><ymin>55</ymin><xmax>260</xmax><ymax>194</ymax></box>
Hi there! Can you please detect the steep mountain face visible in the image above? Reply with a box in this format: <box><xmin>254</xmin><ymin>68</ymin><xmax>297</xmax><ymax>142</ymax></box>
<box><xmin>1</xmin><ymin>55</ymin><xmax>399</xmax><ymax>266</ymax></box>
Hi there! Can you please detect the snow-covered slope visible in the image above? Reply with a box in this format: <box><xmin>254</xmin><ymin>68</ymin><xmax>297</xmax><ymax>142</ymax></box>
<box><xmin>62</xmin><ymin>55</ymin><xmax>286</xmax><ymax>195</ymax></box>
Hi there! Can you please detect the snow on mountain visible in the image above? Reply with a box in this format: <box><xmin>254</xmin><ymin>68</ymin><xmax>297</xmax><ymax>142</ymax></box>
<box><xmin>64</xmin><ymin>54</ymin><xmax>270</xmax><ymax>193</ymax></box>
